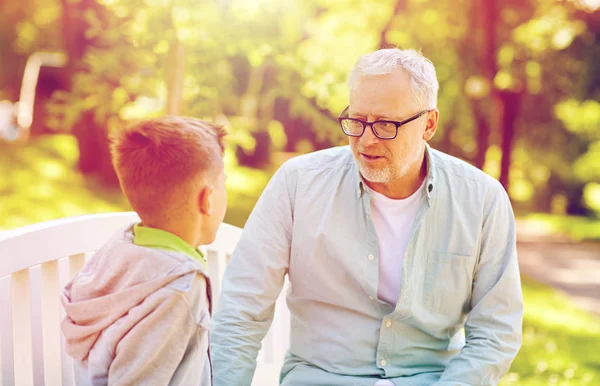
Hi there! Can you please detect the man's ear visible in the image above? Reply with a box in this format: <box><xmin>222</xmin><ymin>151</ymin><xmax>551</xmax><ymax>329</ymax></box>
<box><xmin>198</xmin><ymin>186</ymin><xmax>214</xmax><ymax>216</ymax></box>
<box><xmin>423</xmin><ymin>109</ymin><xmax>439</xmax><ymax>141</ymax></box>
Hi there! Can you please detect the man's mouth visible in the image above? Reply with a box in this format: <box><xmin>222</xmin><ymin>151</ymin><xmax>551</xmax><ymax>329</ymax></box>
<box><xmin>360</xmin><ymin>153</ymin><xmax>384</xmax><ymax>161</ymax></box>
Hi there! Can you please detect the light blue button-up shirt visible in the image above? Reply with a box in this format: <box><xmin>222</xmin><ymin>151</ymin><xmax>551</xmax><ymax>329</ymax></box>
<box><xmin>211</xmin><ymin>145</ymin><xmax>523</xmax><ymax>386</ymax></box>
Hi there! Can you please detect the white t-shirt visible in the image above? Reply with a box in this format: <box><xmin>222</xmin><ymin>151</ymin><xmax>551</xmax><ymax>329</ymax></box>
<box><xmin>368</xmin><ymin>181</ymin><xmax>425</xmax><ymax>306</ymax></box>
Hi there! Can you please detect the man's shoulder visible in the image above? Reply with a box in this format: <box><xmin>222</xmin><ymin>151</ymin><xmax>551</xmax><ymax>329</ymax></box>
<box><xmin>431</xmin><ymin>147</ymin><xmax>501</xmax><ymax>191</ymax></box>
<box><xmin>282</xmin><ymin>146</ymin><xmax>354</xmax><ymax>173</ymax></box>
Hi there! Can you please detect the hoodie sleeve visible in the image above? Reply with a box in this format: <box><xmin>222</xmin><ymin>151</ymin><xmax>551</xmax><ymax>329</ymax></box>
<box><xmin>108</xmin><ymin>277</ymin><xmax>209</xmax><ymax>386</ymax></box>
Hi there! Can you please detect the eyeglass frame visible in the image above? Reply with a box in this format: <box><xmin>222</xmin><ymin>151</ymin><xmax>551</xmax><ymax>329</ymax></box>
<box><xmin>337</xmin><ymin>106</ymin><xmax>432</xmax><ymax>140</ymax></box>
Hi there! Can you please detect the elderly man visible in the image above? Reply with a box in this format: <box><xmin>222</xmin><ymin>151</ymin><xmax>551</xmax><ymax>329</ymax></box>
<box><xmin>211</xmin><ymin>48</ymin><xmax>523</xmax><ymax>386</ymax></box>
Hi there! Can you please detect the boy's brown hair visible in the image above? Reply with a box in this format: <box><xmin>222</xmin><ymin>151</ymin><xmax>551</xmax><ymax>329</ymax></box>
<box><xmin>110</xmin><ymin>116</ymin><xmax>226</xmax><ymax>223</ymax></box>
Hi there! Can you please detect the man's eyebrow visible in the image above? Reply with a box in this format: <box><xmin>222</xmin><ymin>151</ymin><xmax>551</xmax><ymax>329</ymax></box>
<box><xmin>349</xmin><ymin>111</ymin><xmax>396</xmax><ymax>120</ymax></box>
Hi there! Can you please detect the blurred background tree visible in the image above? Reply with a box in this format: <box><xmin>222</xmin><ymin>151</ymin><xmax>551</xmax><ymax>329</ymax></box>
<box><xmin>2</xmin><ymin>0</ymin><xmax>598</xmax><ymax>215</ymax></box>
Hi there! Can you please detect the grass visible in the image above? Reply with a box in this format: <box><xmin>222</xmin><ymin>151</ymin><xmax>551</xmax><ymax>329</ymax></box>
<box><xmin>0</xmin><ymin>135</ymin><xmax>129</xmax><ymax>230</ymax></box>
<box><xmin>521</xmin><ymin>213</ymin><xmax>600</xmax><ymax>242</ymax></box>
<box><xmin>500</xmin><ymin>276</ymin><xmax>600</xmax><ymax>385</ymax></box>
<box><xmin>0</xmin><ymin>134</ymin><xmax>270</xmax><ymax>230</ymax></box>
<box><xmin>2</xmin><ymin>135</ymin><xmax>600</xmax><ymax>385</ymax></box>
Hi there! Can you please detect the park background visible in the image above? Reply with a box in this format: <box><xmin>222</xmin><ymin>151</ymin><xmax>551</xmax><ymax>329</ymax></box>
<box><xmin>1</xmin><ymin>0</ymin><xmax>599</xmax><ymax>384</ymax></box>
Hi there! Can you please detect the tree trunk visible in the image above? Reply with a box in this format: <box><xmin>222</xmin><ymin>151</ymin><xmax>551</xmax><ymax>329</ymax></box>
<box><xmin>60</xmin><ymin>0</ymin><xmax>118</xmax><ymax>185</ymax></box>
<box><xmin>274</xmin><ymin>98</ymin><xmax>300</xmax><ymax>152</ymax></box>
<box><xmin>535</xmin><ymin>172</ymin><xmax>560</xmax><ymax>212</ymax></box>
<box><xmin>437</xmin><ymin>114</ymin><xmax>456</xmax><ymax>154</ymax></box>
<box><xmin>73</xmin><ymin>111</ymin><xmax>118</xmax><ymax>184</ymax></box>
<box><xmin>378</xmin><ymin>0</ymin><xmax>407</xmax><ymax>49</ymax></box>
<box><xmin>472</xmin><ymin>0</ymin><xmax>498</xmax><ymax>171</ymax></box>
<box><xmin>498</xmin><ymin>91</ymin><xmax>521</xmax><ymax>191</ymax></box>
<box><xmin>472</xmin><ymin>99</ymin><xmax>492</xmax><ymax>170</ymax></box>
<box><xmin>565</xmin><ymin>182</ymin><xmax>590</xmax><ymax>216</ymax></box>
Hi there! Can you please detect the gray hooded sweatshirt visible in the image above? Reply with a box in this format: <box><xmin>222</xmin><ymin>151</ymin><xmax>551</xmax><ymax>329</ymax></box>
<box><xmin>61</xmin><ymin>225</ymin><xmax>212</xmax><ymax>385</ymax></box>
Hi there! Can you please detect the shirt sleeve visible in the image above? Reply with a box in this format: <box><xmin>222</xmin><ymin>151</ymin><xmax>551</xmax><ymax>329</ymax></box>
<box><xmin>210</xmin><ymin>165</ymin><xmax>294</xmax><ymax>386</ymax></box>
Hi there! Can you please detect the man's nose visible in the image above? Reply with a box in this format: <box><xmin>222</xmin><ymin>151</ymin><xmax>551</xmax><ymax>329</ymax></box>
<box><xmin>358</xmin><ymin>123</ymin><xmax>380</xmax><ymax>148</ymax></box>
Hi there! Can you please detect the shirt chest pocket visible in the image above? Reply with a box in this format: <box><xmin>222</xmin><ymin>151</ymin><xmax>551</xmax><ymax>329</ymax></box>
<box><xmin>423</xmin><ymin>251</ymin><xmax>476</xmax><ymax>315</ymax></box>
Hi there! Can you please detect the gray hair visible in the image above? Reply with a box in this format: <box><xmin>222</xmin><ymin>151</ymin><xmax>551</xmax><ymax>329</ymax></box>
<box><xmin>348</xmin><ymin>48</ymin><xmax>439</xmax><ymax>109</ymax></box>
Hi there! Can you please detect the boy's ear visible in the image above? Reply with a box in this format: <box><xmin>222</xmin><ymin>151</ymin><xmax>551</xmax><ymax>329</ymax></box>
<box><xmin>198</xmin><ymin>186</ymin><xmax>213</xmax><ymax>216</ymax></box>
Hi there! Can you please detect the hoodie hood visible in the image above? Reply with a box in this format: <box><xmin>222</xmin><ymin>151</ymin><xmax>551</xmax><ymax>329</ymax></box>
<box><xmin>61</xmin><ymin>224</ymin><xmax>205</xmax><ymax>361</ymax></box>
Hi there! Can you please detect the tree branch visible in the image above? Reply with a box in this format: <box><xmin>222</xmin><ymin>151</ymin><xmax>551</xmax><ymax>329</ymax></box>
<box><xmin>379</xmin><ymin>0</ymin><xmax>407</xmax><ymax>48</ymax></box>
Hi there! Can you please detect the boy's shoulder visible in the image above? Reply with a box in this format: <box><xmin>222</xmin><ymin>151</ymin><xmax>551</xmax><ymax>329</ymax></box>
<box><xmin>94</xmin><ymin>225</ymin><xmax>205</xmax><ymax>273</ymax></box>
<box><xmin>164</xmin><ymin>272</ymin><xmax>211</xmax><ymax>325</ymax></box>
<box><xmin>70</xmin><ymin>224</ymin><xmax>208</xmax><ymax>305</ymax></box>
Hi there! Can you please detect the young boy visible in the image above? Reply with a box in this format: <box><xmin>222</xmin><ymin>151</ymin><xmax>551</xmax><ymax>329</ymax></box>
<box><xmin>61</xmin><ymin>116</ymin><xmax>227</xmax><ymax>385</ymax></box>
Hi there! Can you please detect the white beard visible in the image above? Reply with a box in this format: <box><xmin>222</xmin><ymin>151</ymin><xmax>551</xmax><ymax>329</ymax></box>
<box><xmin>356</xmin><ymin>151</ymin><xmax>418</xmax><ymax>183</ymax></box>
<box><xmin>359</xmin><ymin>163</ymin><xmax>394</xmax><ymax>183</ymax></box>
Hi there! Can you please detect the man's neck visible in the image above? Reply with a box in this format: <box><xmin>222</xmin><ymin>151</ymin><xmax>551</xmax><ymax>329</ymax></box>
<box><xmin>365</xmin><ymin>154</ymin><xmax>427</xmax><ymax>199</ymax></box>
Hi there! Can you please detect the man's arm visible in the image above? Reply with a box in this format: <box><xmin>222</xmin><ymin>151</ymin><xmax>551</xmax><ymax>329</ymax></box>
<box><xmin>210</xmin><ymin>165</ymin><xmax>294</xmax><ymax>386</ymax></box>
<box><xmin>432</xmin><ymin>181</ymin><xmax>523</xmax><ymax>386</ymax></box>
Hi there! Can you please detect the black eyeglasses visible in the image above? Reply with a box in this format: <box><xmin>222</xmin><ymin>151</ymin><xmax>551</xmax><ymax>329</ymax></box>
<box><xmin>337</xmin><ymin>106</ymin><xmax>431</xmax><ymax>140</ymax></box>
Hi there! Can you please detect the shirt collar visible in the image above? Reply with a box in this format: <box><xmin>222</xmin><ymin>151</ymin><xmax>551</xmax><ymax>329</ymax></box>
<box><xmin>423</xmin><ymin>143</ymin><xmax>436</xmax><ymax>203</ymax></box>
<box><xmin>132</xmin><ymin>223</ymin><xmax>207</xmax><ymax>268</ymax></box>
<box><xmin>355</xmin><ymin>143</ymin><xmax>437</xmax><ymax>202</ymax></box>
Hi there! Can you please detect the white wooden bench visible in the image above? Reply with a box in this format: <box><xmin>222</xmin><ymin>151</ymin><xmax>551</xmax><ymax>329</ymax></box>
<box><xmin>0</xmin><ymin>212</ymin><xmax>290</xmax><ymax>386</ymax></box>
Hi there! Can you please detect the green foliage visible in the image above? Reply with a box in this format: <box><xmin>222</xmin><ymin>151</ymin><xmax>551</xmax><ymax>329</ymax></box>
<box><xmin>2</xmin><ymin>4</ymin><xmax>600</xmax><ymax>384</ymax></box>
<box><xmin>4</xmin><ymin>0</ymin><xmax>598</xmax><ymax>210</ymax></box>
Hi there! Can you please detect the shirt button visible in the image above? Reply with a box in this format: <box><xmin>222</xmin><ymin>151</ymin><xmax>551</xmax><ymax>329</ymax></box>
<box><xmin>380</xmin><ymin>359</ymin><xmax>387</xmax><ymax>366</ymax></box>
<box><xmin>368</xmin><ymin>254</ymin><xmax>375</xmax><ymax>261</ymax></box>
<box><xmin>385</xmin><ymin>320</ymin><xmax>392</xmax><ymax>328</ymax></box>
